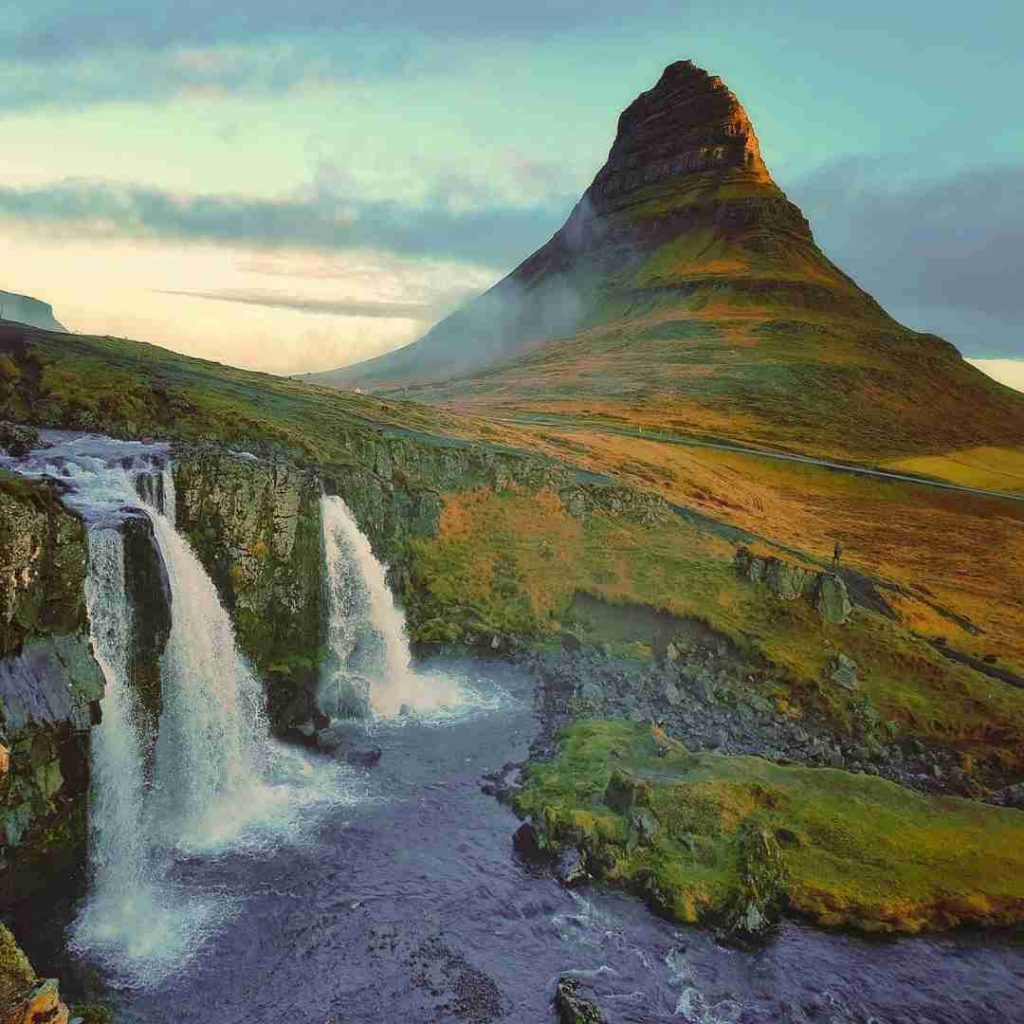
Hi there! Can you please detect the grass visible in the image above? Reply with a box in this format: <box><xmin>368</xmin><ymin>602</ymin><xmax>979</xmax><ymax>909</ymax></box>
<box><xmin>407</xmin><ymin>486</ymin><xmax>1024</xmax><ymax>773</ymax></box>
<box><xmin>483</xmin><ymin>427</ymin><xmax>1024</xmax><ymax>675</ymax></box>
<box><xmin>0</xmin><ymin>323</ymin><xmax>499</xmax><ymax>466</ymax></box>
<box><xmin>885</xmin><ymin>446</ymin><xmax>1024</xmax><ymax>494</ymax></box>
<box><xmin>517</xmin><ymin>719</ymin><xmax>1024</xmax><ymax>933</ymax></box>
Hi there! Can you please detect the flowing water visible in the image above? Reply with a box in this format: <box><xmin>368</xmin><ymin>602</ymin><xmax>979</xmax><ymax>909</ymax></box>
<box><xmin>4</xmin><ymin>434</ymin><xmax>1024</xmax><ymax>1022</ymax></box>
<box><xmin>320</xmin><ymin>493</ymin><xmax>458</xmax><ymax>716</ymax></box>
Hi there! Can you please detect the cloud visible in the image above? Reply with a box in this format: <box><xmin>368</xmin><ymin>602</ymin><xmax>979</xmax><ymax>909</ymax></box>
<box><xmin>0</xmin><ymin>178</ymin><xmax>568</xmax><ymax>268</ymax></box>
<box><xmin>790</xmin><ymin>160</ymin><xmax>1024</xmax><ymax>355</ymax></box>
<box><xmin>968</xmin><ymin>359</ymin><xmax>1024</xmax><ymax>394</ymax></box>
<box><xmin>157</xmin><ymin>289</ymin><xmax>438</xmax><ymax>320</ymax></box>
<box><xmin>5</xmin><ymin>3</ymin><xmax>648</xmax><ymax>60</ymax></box>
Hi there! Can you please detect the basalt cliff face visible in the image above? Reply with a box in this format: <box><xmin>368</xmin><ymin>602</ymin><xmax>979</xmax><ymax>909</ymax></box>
<box><xmin>315</xmin><ymin>60</ymin><xmax>1024</xmax><ymax>459</ymax></box>
<box><xmin>0</xmin><ymin>475</ymin><xmax>101</xmax><ymax>904</ymax></box>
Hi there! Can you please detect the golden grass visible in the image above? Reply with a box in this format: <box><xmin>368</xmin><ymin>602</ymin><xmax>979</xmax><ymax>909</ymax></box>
<box><xmin>886</xmin><ymin>446</ymin><xmax>1024</xmax><ymax>494</ymax></box>
<box><xmin>408</xmin><ymin>486</ymin><xmax>1024</xmax><ymax>770</ymax></box>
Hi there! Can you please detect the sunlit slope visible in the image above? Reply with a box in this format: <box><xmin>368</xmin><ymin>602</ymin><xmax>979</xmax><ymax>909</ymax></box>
<box><xmin>885</xmin><ymin>446</ymin><xmax>1024</xmax><ymax>494</ymax></box>
<box><xmin>316</xmin><ymin>61</ymin><xmax>1024</xmax><ymax>460</ymax></box>
<box><xmin>0</xmin><ymin>321</ymin><xmax>490</xmax><ymax>459</ymax></box>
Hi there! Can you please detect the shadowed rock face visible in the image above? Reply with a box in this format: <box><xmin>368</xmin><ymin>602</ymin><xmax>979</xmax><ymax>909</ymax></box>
<box><xmin>0</xmin><ymin>479</ymin><xmax>100</xmax><ymax>905</ymax></box>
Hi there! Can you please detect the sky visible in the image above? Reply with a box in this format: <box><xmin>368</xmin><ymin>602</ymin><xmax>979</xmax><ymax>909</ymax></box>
<box><xmin>0</xmin><ymin>1</ymin><xmax>1021</xmax><ymax>385</ymax></box>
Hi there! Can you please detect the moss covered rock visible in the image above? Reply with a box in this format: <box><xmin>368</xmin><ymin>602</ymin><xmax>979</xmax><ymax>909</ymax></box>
<box><xmin>173</xmin><ymin>448</ymin><xmax>325</xmax><ymax>734</ymax></box>
<box><xmin>0</xmin><ymin>478</ymin><xmax>100</xmax><ymax>904</ymax></box>
<box><xmin>0</xmin><ymin>924</ymin><xmax>70</xmax><ymax>1024</ymax></box>
<box><xmin>516</xmin><ymin>719</ymin><xmax>1024</xmax><ymax>935</ymax></box>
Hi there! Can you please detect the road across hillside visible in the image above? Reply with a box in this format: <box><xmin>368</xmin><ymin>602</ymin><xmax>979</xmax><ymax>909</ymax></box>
<box><xmin>512</xmin><ymin>415</ymin><xmax>1024</xmax><ymax>504</ymax></box>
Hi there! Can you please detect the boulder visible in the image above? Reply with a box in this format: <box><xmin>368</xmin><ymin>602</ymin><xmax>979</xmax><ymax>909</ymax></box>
<box><xmin>829</xmin><ymin>653</ymin><xmax>859</xmax><ymax>691</ymax></box>
<box><xmin>990</xmin><ymin>783</ymin><xmax>1024</xmax><ymax>809</ymax></box>
<box><xmin>718</xmin><ymin>819</ymin><xmax>788</xmax><ymax>944</ymax></box>
<box><xmin>628</xmin><ymin>807</ymin><xmax>660</xmax><ymax>847</ymax></box>
<box><xmin>554</xmin><ymin>977</ymin><xmax>605</xmax><ymax>1024</ymax></box>
<box><xmin>513</xmin><ymin>821</ymin><xmax>552</xmax><ymax>864</ymax></box>
<box><xmin>603</xmin><ymin>769</ymin><xmax>652</xmax><ymax>814</ymax></box>
<box><xmin>816</xmin><ymin>574</ymin><xmax>852</xmax><ymax>624</ymax></box>
<box><xmin>556</xmin><ymin>847</ymin><xmax>589</xmax><ymax>888</ymax></box>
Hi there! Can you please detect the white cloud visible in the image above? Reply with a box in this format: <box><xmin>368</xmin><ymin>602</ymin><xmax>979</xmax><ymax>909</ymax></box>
<box><xmin>967</xmin><ymin>359</ymin><xmax>1024</xmax><ymax>394</ymax></box>
<box><xmin>0</xmin><ymin>231</ymin><xmax>498</xmax><ymax>374</ymax></box>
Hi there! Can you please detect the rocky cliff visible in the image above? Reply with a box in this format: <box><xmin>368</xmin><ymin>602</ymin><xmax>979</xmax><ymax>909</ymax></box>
<box><xmin>0</xmin><ymin>474</ymin><xmax>102</xmax><ymax>904</ymax></box>
<box><xmin>172</xmin><ymin>448</ymin><xmax>324</xmax><ymax>736</ymax></box>
<box><xmin>0</xmin><ymin>923</ymin><xmax>71</xmax><ymax>1024</ymax></box>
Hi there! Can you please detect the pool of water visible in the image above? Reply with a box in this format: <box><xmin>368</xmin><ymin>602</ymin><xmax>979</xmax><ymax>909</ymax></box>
<box><xmin>13</xmin><ymin>658</ymin><xmax>1024</xmax><ymax>1023</ymax></box>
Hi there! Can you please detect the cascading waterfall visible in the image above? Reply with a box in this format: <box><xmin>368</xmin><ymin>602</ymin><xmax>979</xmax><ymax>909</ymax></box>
<box><xmin>75</xmin><ymin>528</ymin><xmax>157</xmax><ymax>949</ymax></box>
<box><xmin>320</xmin><ymin>494</ymin><xmax>458</xmax><ymax>717</ymax></box>
<box><xmin>2</xmin><ymin>432</ymin><xmax>323</xmax><ymax>977</ymax></box>
<box><xmin>147</xmin><ymin>511</ymin><xmax>267</xmax><ymax>848</ymax></box>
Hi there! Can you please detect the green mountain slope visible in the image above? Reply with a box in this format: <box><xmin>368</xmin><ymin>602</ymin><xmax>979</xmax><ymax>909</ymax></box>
<box><xmin>312</xmin><ymin>61</ymin><xmax>1024</xmax><ymax>460</ymax></box>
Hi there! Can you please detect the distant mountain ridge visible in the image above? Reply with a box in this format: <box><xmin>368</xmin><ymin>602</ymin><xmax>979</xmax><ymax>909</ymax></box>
<box><xmin>0</xmin><ymin>290</ymin><xmax>65</xmax><ymax>333</ymax></box>
<box><xmin>311</xmin><ymin>60</ymin><xmax>1024</xmax><ymax>459</ymax></box>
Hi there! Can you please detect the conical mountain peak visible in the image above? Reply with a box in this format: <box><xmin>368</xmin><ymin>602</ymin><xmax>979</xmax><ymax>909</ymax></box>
<box><xmin>314</xmin><ymin>61</ymin><xmax>1024</xmax><ymax>462</ymax></box>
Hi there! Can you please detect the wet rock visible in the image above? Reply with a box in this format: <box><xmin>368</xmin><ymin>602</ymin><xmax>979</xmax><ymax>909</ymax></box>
<box><xmin>828</xmin><ymin>653</ymin><xmax>859</xmax><ymax>691</ymax></box>
<box><xmin>718</xmin><ymin>820</ymin><xmax>788</xmax><ymax>945</ymax></box>
<box><xmin>0</xmin><ymin>422</ymin><xmax>39</xmax><ymax>459</ymax></box>
<box><xmin>990</xmin><ymin>783</ymin><xmax>1024</xmax><ymax>809</ymax></box>
<box><xmin>316</xmin><ymin>721</ymin><xmax>381</xmax><ymax>765</ymax></box>
<box><xmin>817</xmin><ymin>574</ymin><xmax>853</xmax><ymax>624</ymax></box>
<box><xmin>344</xmin><ymin>745</ymin><xmax>382</xmax><ymax>767</ymax></box>
<box><xmin>513</xmin><ymin>821</ymin><xmax>551</xmax><ymax>864</ymax></box>
<box><xmin>554</xmin><ymin>977</ymin><xmax>605</xmax><ymax>1024</ymax></box>
<box><xmin>556</xmin><ymin>846</ymin><xmax>589</xmax><ymax>888</ymax></box>
<box><xmin>172</xmin><ymin>449</ymin><xmax>324</xmax><ymax>736</ymax></box>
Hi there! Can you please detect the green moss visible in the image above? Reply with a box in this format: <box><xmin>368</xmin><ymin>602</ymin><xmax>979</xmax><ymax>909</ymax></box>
<box><xmin>517</xmin><ymin>720</ymin><xmax>1024</xmax><ymax>934</ymax></box>
<box><xmin>0</xmin><ymin>923</ymin><xmax>36</xmax><ymax>1006</ymax></box>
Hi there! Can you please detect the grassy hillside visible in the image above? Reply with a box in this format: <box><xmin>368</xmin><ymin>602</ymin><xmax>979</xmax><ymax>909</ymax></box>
<box><xmin>406</xmin><ymin>486</ymin><xmax>1024</xmax><ymax>777</ymax></box>
<box><xmin>0</xmin><ymin>322</ymin><xmax>490</xmax><ymax>461</ymax></box>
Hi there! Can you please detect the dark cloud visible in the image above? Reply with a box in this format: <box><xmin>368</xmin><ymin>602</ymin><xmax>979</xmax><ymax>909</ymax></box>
<box><xmin>0</xmin><ymin>179</ymin><xmax>568</xmax><ymax>268</ymax></box>
<box><xmin>158</xmin><ymin>289</ymin><xmax>438</xmax><ymax>319</ymax></box>
<box><xmin>790</xmin><ymin>160</ymin><xmax>1024</xmax><ymax>355</ymax></box>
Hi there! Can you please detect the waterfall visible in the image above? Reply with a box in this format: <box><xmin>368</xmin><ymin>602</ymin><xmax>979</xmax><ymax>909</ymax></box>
<box><xmin>4</xmin><ymin>432</ymin><xmax>352</xmax><ymax>979</ymax></box>
<box><xmin>148</xmin><ymin>511</ymin><xmax>267</xmax><ymax>848</ymax></box>
<box><xmin>320</xmin><ymin>495</ymin><xmax>457</xmax><ymax>716</ymax></box>
<box><xmin>80</xmin><ymin>529</ymin><xmax>152</xmax><ymax>930</ymax></box>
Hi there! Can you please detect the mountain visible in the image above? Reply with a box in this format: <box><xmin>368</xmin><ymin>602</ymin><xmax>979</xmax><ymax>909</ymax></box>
<box><xmin>311</xmin><ymin>60</ymin><xmax>1024</xmax><ymax>459</ymax></box>
<box><xmin>0</xmin><ymin>290</ymin><xmax>65</xmax><ymax>332</ymax></box>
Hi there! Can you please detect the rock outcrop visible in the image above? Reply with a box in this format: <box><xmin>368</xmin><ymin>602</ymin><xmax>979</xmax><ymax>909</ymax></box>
<box><xmin>554</xmin><ymin>977</ymin><xmax>605</xmax><ymax>1024</ymax></box>
<box><xmin>734</xmin><ymin>547</ymin><xmax>852</xmax><ymax>625</ymax></box>
<box><xmin>0</xmin><ymin>923</ymin><xmax>70</xmax><ymax>1024</ymax></box>
<box><xmin>173</xmin><ymin>448</ymin><xmax>325</xmax><ymax>736</ymax></box>
<box><xmin>0</xmin><ymin>476</ymin><xmax>102</xmax><ymax>903</ymax></box>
